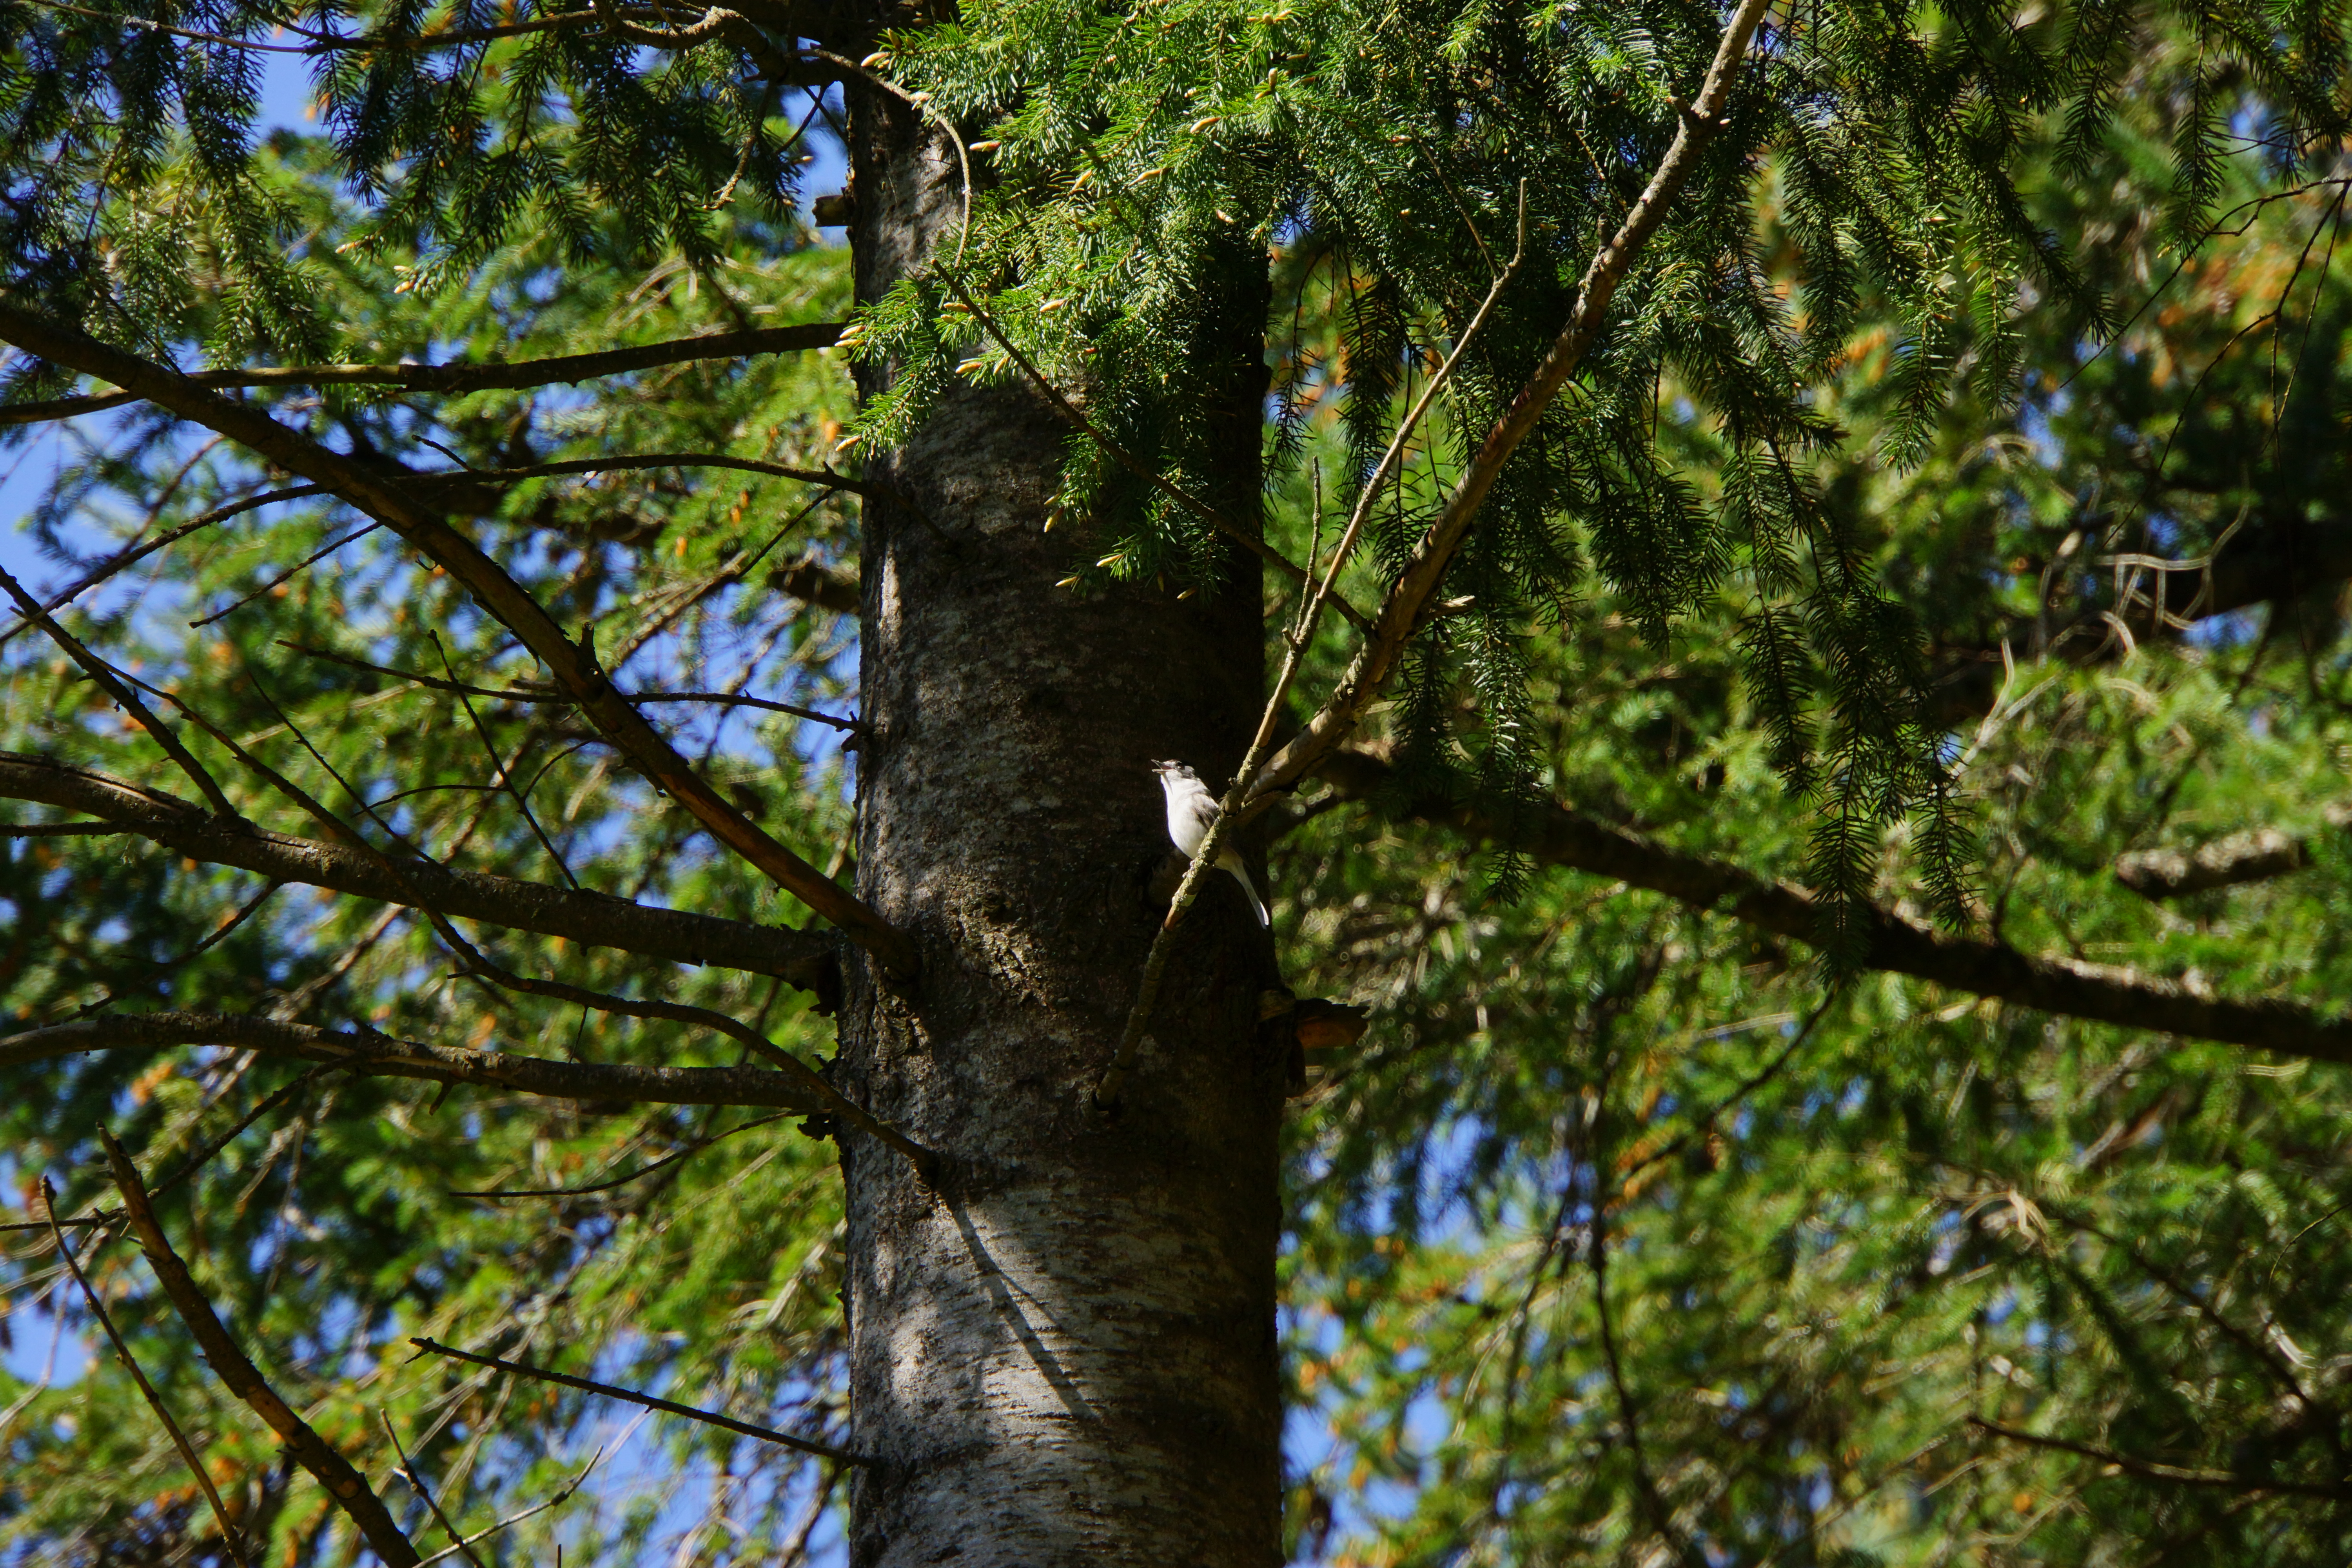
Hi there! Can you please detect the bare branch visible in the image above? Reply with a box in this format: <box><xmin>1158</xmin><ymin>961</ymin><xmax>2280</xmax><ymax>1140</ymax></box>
<box><xmin>408</xmin><ymin>1443</ymin><xmax>609</xmax><ymax>1567</ymax></box>
<box><xmin>101</xmin><ymin>1132</ymin><xmax>424</xmax><ymax>1566</ymax></box>
<box><xmin>1</xmin><ymin>323</ymin><xmax>842</xmax><ymax>426</ymax></box>
<box><xmin>425</xmin><ymin>451</ymin><xmax>898</xmax><ymax>507</ymax></box>
<box><xmin>408</xmin><ymin>1337</ymin><xmax>873</xmax><ymax>1466</ymax></box>
<box><xmin>0</xmin><ymin>1011</ymin><xmax>835</xmax><ymax>1111</ymax></box>
<box><xmin>0</xmin><ymin>303</ymin><xmax>920</xmax><ymax>976</ymax></box>
<box><xmin>449</xmin><ymin>1112</ymin><xmax>791</xmax><ymax>1200</ymax></box>
<box><xmin>0</xmin><ymin>752</ymin><xmax>836</xmax><ymax>987</ymax></box>
<box><xmin>37</xmin><ymin>1182</ymin><xmax>254</xmax><ymax>1568</ymax></box>
<box><xmin>382</xmin><ymin>1412</ymin><xmax>488</xmax><ymax>1568</ymax></box>
<box><xmin>0</xmin><ymin>562</ymin><xmax>239</xmax><ymax>816</ymax></box>
<box><xmin>0</xmin><ymin>486</ymin><xmax>326</xmax><ymax>653</ymax></box>
<box><xmin>1249</xmin><ymin>0</ymin><xmax>1774</xmax><ymax>803</ymax></box>
<box><xmin>1316</xmin><ymin>747</ymin><xmax>2352</xmax><ymax>1063</ymax></box>
<box><xmin>442</xmin><ymin>938</ymin><xmax>935</xmax><ymax>1173</ymax></box>
<box><xmin>275</xmin><ymin>641</ymin><xmax>868</xmax><ymax>734</ymax></box>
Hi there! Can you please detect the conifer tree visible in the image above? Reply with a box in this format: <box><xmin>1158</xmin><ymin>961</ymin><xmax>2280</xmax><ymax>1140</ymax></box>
<box><xmin>6</xmin><ymin>0</ymin><xmax>2352</xmax><ymax>1563</ymax></box>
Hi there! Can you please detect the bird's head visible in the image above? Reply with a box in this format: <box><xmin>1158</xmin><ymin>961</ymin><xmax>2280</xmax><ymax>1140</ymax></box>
<box><xmin>1152</xmin><ymin>759</ymin><xmax>1199</xmax><ymax>782</ymax></box>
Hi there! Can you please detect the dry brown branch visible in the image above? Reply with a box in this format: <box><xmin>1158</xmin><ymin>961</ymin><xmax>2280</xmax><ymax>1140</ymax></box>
<box><xmin>441</xmin><ymin>938</ymin><xmax>935</xmax><ymax>1173</ymax></box>
<box><xmin>37</xmin><ymin>1180</ymin><xmax>254</xmax><ymax>1568</ymax></box>
<box><xmin>0</xmin><ymin>1011</ymin><xmax>835</xmax><ymax>1110</ymax></box>
<box><xmin>0</xmin><ymin>562</ymin><xmax>238</xmax><ymax>816</ymax></box>
<box><xmin>100</xmin><ymin>1132</ymin><xmax>423</xmax><ymax>1565</ymax></box>
<box><xmin>0</xmin><ymin>752</ymin><xmax>835</xmax><ymax>986</ymax></box>
<box><xmin>0</xmin><ymin>485</ymin><xmax>326</xmax><ymax>653</ymax></box>
<box><xmin>0</xmin><ymin>303</ymin><xmax>920</xmax><ymax>976</ymax></box>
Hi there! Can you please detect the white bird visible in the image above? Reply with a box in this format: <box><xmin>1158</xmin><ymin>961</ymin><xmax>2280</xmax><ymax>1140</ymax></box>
<box><xmin>1152</xmin><ymin>759</ymin><xmax>1268</xmax><ymax>927</ymax></box>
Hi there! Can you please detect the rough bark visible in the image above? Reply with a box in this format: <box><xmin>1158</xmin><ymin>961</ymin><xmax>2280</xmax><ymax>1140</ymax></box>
<box><xmin>829</xmin><ymin>33</ymin><xmax>1285</xmax><ymax>1568</ymax></box>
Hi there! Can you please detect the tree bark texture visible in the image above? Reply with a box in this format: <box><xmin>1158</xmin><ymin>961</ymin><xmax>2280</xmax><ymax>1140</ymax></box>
<box><xmin>831</xmin><ymin>42</ymin><xmax>1286</xmax><ymax>1568</ymax></box>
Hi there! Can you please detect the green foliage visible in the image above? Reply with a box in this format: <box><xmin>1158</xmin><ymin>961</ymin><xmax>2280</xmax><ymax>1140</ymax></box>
<box><xmin>7</xmin><ymin>0</ymin><xmax>2352</xmax><ymax>1563</ymax></box>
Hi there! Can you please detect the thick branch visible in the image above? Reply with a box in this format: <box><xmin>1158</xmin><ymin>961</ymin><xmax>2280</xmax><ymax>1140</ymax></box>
<box><xmin>0</xmin><ymin>753</ymin><xmax>835</xmax><ymax>987</ymax></box>
<box><xmin>37</xmin><ymin>1182</ymin><xmax>254</xmax><ymax>1568</ymax></box>
<box><xmin>102</xmin><ymin>1131</ymin><xmax>423</xmax><ymax>1567</ymax></box>
<box><xmin>0</xmin><ymin>321</ymin><xmax>842</xmax><ymax>425</ymax></box>
<box><xmin>0</xmin><ymin>304</ymin><xmax>919</xmax><ymax>976</ymax></box>
<box><xmin>2114</xmin><ymin>804</ymin><xmax>2350</xmax><ymax>899</ymax></box>
<box><xmin>1249</xmin><ymin>0</ymin><xmax>1773</xmax><ymax>803</ymax></box>
<box><xmin>1</xmin><ymin>1011</ymin><xmax>833</xmax><ymax>1109</ymax></box>
<box><xmin>1316</xmin><ymin>748</ymin><xmax>2352</xmax><ymax>1063</ymax></box>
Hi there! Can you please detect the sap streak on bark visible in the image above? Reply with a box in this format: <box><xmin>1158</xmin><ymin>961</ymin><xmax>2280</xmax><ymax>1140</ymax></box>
<box><xmin>833</xmin><ymin>29</ymin><xmax>1283</xmax><ymax>1568</ymax></box>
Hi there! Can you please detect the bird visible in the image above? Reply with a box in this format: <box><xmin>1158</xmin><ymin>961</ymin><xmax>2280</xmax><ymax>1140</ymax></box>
<box><xmin>1152</xmin><ymin>759</ymin><xmax>1269</xmax><ymax>927</ymax></box>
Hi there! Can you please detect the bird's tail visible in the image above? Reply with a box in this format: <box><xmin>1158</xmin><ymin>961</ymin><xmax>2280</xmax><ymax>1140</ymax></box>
<box><xmin>1221</xmin><ymin>855</ymin><xmax>1269</xmax><ymax>927</ymax></box>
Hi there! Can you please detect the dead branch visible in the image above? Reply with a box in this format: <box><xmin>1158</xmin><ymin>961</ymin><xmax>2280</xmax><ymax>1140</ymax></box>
<box><xmin>1</xmin><ymin>1011</ymin><xmax>835</xmax><ymax>1111</ymax></box>
<box><xmin>101</xmin><ymin>1132</ymin><xmax>423</xmax><ymax>1566</ymax></box>
<box><xmin>2114</xmin><ymin>804</ymin><xmax>2352</xmax><ymax>898</ymax></box>
<box><xmin>37</xmin><ymin>1181</ymin><xmax>254</xmax><ymax>1567</ymax></box>
<box><xmin>1</xmin><ymin>321</ymin><xmax>842</xmax><ymax>426</ymax></box>
<box><xmin>408</xmin><ymin>1337</ymin><xmax>872</xmax><ymax>1466</ymax></box>
<box><xmin>0</xmin><ymin>751</ymin><xmax>835</xmax><ymax>987</ymax></box>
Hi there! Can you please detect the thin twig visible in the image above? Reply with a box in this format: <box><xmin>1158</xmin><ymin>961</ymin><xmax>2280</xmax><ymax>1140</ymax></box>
<box><xmin>431</xmin><ymin>630</ymin><xmax>581</xmax><ymax>890</ymax></box>
<box><xmin>1614</xmin><ymin>998</ymin><xmax>1833</xmax><ymax>1186</ymax></box>
<box><xmin>274</xmin><ymin>641</ymin><xmax>869</xmax><ymax>733</ymax></box>
<box><xmin>38</xmin><ymin>1179</ymin><xmax>254</xmax><ymax>1568</ymax></box>
<box><xmin>151</xmin><ymin>1059</ymin><xmax>345</xmax><ymax>1198</ymax></box>
<box><xmin>442</xmin><ymin>935</ymin><xmax>935</xmax><ymax>1175</ymax></box>
<box><xmin>419</xmin><ymin>450</ymin><xmax>895</xmax><ymax>506</ymax></box>
<box><xmin>0</xmin><ymin>1010</ymin><xmax>837</xmax><ymax>1110</ymax></box>
<box><xmin>383</xmin><ymin>1410</ymin><xmax>489</xmax><ymax>1568</ymax></box>
<box><xmin>188</xmin><ymin>522</ymin><xmax>382</xmax><ymax>628</ymax></box>
<box><xmin>449</xmin><ymin>1112</ymin><xmax>791</xmax><ymax>1199</ymax></box>
<box><xmin>408</xmin><ymin>1338</ymin><xmax>873</xmax><ymax>1466</ymax></box>
<box><xmin>0</xmin><ymin>821</ymin><xmax>127</xmax><ymax>837</ymax></box>
<box><xmin>410</xmin><ymin>1440</ymin><xmax>613</xmax><ymax>1566</ymax></box>
<box><xmin>1965</xmin><ymin>1415</ymin><xmax>2343</xmax><ymax>1496</ymax></box>
<box><xmin>1591</xmin><ymin>1181</ymin><xmax>1688</xmax><ymax>1557</ymax></box>
<box><xmin>0</xmin><ymin>485</ymin><xmax>325</xmax><ymax>651</ymax></box>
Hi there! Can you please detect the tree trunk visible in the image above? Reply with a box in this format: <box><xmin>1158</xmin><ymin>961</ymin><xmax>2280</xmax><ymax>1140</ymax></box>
<box><xmin>832</xmin><ymin>43</ymin><xmax>1287</xmax><ymax>1568</ymax></box>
